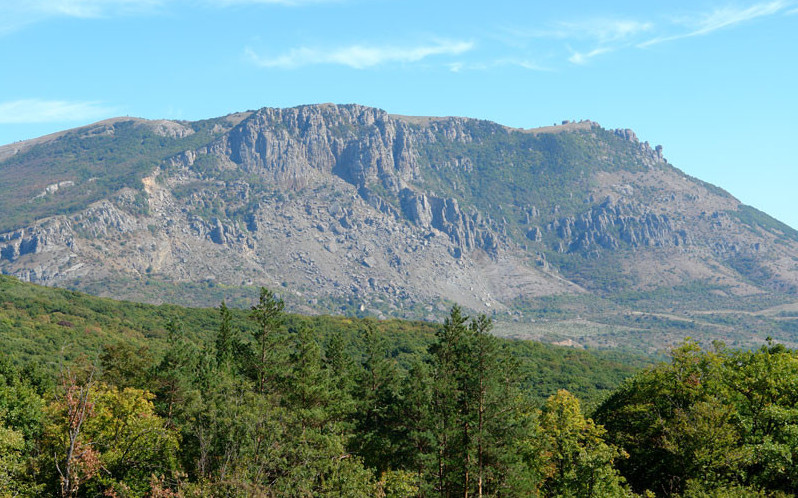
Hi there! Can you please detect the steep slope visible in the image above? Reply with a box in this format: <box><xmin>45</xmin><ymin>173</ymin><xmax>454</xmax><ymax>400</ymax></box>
<box><xmin>1</xmin><ymin>104</ymin><xmax>796</xmax><ymax>352</ymax></box>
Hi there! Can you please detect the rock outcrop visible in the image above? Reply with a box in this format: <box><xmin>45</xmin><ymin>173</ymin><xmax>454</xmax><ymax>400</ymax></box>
<box><xmin>206</xmin><ymin>105</ymin><xmax>420</xmax><ymax>192</ymax></box>
<box><xmin>547</xmin><ymin>199</ymin><xmax>690</xmax><ymax>254</ymax></box>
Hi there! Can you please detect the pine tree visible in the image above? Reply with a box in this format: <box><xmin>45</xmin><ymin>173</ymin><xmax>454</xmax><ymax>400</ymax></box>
<box><xmin>153</xmin><ymin>319</ymin><xmax>202</xmax><ymax>426</ymax></box>
<box><xmin>351</xmin><ymin>320</ymin><xmax>403</xmax><ymax>473</ymax></box>
<box><xmin>279</xmin><ymin>325</ymin><xmax>376</xmax><ymax>495</ymax></box>
<box><xmin>427</xmin><ymin>307</ymin><xmax>529</xmax><ymax>496</ymax></box>
<box><xmin>248</xmin><ymin>288</ymin><xmax>286</xmax><ymax>394</ymax></box>
<box><xmin>215</xmin><ymin>300</ymin><xmax>235</xmax><ymax>369</ymax></box>
<box><xmin>429</xmin><ymin>305</ymin><xmax>469</xmax><ymax>495</ymax></box>
<box><xmin>398</xmin><ymin>358</ymin><xmax>434</xmax><ymax>493</ymax></box>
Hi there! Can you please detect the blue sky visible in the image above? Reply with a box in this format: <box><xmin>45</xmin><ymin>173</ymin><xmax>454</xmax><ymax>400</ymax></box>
<box><xmin>1</xmin><ymin>0</ymin><xmax>796</xmax><ymax>228</ymax></box>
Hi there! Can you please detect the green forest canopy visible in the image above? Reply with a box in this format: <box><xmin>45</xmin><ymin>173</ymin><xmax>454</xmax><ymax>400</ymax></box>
<box><xmin>3</xmin><ymin>277</ymin><xmax>798</xmax><ymax>495</ymax></box>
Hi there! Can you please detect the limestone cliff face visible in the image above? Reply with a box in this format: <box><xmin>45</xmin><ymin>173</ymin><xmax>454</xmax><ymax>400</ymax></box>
<box><xmin>185</xmin><ymin>104</ymin><xmax>500</xmax><ymax>254</ymax></box>
<box><xmin>399</xmin><ymin>190</ymin><xmax>494</xmax><ymax>253</ymax></box>
<box><xmin>208</xmin><ymin>105</ymin><xmax>420</xmax><ymax>191</ymax></box>
<box><xmin>547</xmin><ymin>199</ymin><xmax>690</xmax><ymax>253</ymax></box>
<box><xmin>0</xmin><ymin>221</ymin><xmax>75</xmax><ymax>263</ymax></box>
<box><xmin>1</xmin><ymin>104</ymin><xmax>797</xmax><ymax>320</ymax></box>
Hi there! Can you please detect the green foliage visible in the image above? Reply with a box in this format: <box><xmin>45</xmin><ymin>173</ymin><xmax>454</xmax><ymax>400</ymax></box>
<box><xmin>595</xmin><ymin>339</ymin><xmax>798</xmax><ymax>496</ymax></box>
<box><xmin>215</xmin><ymin>300</ymin><xmax>237</xmax><ymax>368</ymax></box>
<box><xmin>377</xmin><ymin>469</ymin><xmax>420</xmax><ymax>497</ymax></box>
<box><xmin>536</xmin><ymin>390</ymin><xmax>631</xmax><ymax>497</ymax></box>
<box><xmin>0</xmin><ymin>275</ymin><xmax>642</xmax><ymax>406</ymax></box>
<box><xmin>248</xmin><ymin>287</ymin><xmax>286</xmax><ymax>394</ymax></box>
<box><xmin>0</xmin><ymin>358</ymin><xmax>45</xmax><ymax>497</ymax></box>
<box><xmin>413</xmin><ymin>122</ymin><xmax>657</xmax><ymax>246</ymax></box>
<box><xmin>423</xmin><ymin>306</ymin><xmax>536</xmax><ymax>495</ymax></box>
<box><xmin>7</xmin><ymin>279</ymin><xmax>798</xmax><ymax>495</ymax></box>
<box><xmin>41</xmin><ymin>371</ymin><xmax>179</xmax><ymax>497</ymax></box>
<box><xmin>729</xmin><ymin>205</ymin><xmax>798</xmax><ymax>243</ymax></box>
<box><xmin>85</xmin><ymin>385</ymin><xmax>180</xmax><ymax>495</ymax></box>
<box><xmin>0</xmin><ymin>278</ymin><xmax>673</xmax><ymax>495</ymax></box>
<box><xmin>0</xmin><ymin>423</ymin><xmax>27</xmax><ymax>497</ymax></box>
<box><xmin>99</xmin><ymin>342</ymin><xmax>152</xmax><ymax>390</ymax></box>
<box><xmin>350</xmin><ymin>321</ymin><xmax>405</xmax><ymax>472</ymax></box>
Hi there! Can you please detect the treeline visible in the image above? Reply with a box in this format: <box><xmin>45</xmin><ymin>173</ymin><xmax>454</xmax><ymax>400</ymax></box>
<box><xmin>2</xmin><ymin>288</ymin><xmax>797</xmax><ymax>496</ymax></box>
<box><xmin>0</xmin><ymin>274</ymin><xmax>640</xmax><ymax>407</ymax></box>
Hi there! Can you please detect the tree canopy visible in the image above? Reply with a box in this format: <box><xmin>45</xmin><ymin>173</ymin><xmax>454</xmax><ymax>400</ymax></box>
<box><xmin>5</xmin><ymin>284</ymin><xmax>798</xmax><ymax>496</ymax></box>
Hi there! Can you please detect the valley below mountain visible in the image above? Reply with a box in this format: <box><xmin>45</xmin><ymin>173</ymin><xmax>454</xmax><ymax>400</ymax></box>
<box><xmin>2</xmin><ymin>103</ymin><xmax>797</xmax><ymax>353</ymax></box>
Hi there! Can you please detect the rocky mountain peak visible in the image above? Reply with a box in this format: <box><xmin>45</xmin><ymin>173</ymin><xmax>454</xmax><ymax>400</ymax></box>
<box><xmin>1</xmin><ymin>104</ymin><xmax>797</xmax><ymax>349</ymax></box>
<box><xmin>198</xmin><ymin>103</ymin><xmax>421</xmax><ymax>192</ymax></box>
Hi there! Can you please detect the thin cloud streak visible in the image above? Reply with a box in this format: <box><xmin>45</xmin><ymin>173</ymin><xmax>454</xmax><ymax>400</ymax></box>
<box><xmin>509</xmin><ymin>2</ymin><xmax>792</xmax><ymax>65</ymax></box>
<box><xmin>533</xmin><ymin>18</ymin><xmax>653</xmax><ymax>43</ymax></box>
<box><xmin>511</xmin><ymin>59</ymin><xmax>552</xmax><ymax>71</ymax></box>
<box><xmin>639</xmin><ymin>1</ymin><xmax>789</xmax><ymax>47</ymax></box>
<box><xmin>568</xmin><ymin>47</ymin><xmax>612</xmax><ymax>65</ymax></box>
<box><xmin>0</xmin><ymin>99</ymin><xmax>116</xmax><ymax>124</ymax></box>
<box><xmin>503</xmin><ymin>17</ymin><xmax>651</xmax><ymax>66</ymax></box>
<box><xmin>448</xmin><ymin>58</ymin><xmax>552</xmax><ymax>73</ymax></box>
<box><xmin>0</xmin><ymin>0</ymin><xmax>165</xmax><ymax>33</ymax></box>
<box><xmin>208</xmin><ymin>0</ymin><xmax>341</xmax><ymax>5</ymax></box>
<box><xmin>247</xmin><ymin>40</ymin><xmax>474</xmax><ymax>69</ymax></box>
<box><xmin>25</xmin><ymin>0</ymin><xmax>164</xmax><ymax>18</ymax></box>
<box><xmin>0</xmin><ymin>0</ymin><xmax>336</xmax><ymax>33</ymax></box>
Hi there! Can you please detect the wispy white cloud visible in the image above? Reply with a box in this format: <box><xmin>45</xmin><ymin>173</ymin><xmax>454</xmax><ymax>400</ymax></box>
<box><xmin>503</xmin><ymin>2</ymin><xmax>793</xmax><ymax>66</ymax></box>
<box><xmin>0</xmin><ymin>0</ymin><xmax>337</xmax><ymax>33</ymax></box>
<box><xmin>568</xmin><ymin>47</ymin><xmax>612</xmax><ymax>65</ymax></box>
<box><xmin>533</xmin><ymin>18</ymin><xmax>653</xmax><ymax>43</ymax></box>
<box><xmin>247</xmin><ymin>40</ymin><xmax>474</xmax><ymax>69</ymax></box>
<box><xmin>207</xmin><ymin>0</ymin><xmax>341</xmax><ymax>5</ymax></box>
<box><xmin>505</xmin><ymin>17</ymin><xmax>652</xmax><ymax>65</ymax></box>
<box><xmin>26</xmin><ymin>0</ymin><xmax>164</xmax><ymax>18</ymax></box>
<box><xmin>448</xmin><ymin>58</ymin><xmax>552</xmax><ymax>73</ymax></box>
<box><xmin>0</xmin><ymin>99</ymin><xmax>116</xmax><ymax>124</ymax></box>
<box><xmin>510</xmin><ymin>59</ymin><xmax>552</xmax><ymax>71</ymax></box>
<box><xmin>639</xmin><ymin>1</ymin><xmax>790</xmax><ymax>47</ymax></box>
<box><xmin>684</xmin><ymin>1</ymin><xmax>788</xmax><ymax>33</ymax></box>
<box><xmin>0</xmin><ymin>0</ymin><xmax>164</xmax><ymax>33</ymax></box>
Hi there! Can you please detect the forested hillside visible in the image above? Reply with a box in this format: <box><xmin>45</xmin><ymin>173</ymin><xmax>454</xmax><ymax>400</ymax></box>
<box><xmin>0</xmin><ymin>275</ymin><xmax>641</xmax><ymax>405</ymax></box>
<box><xmin>1</xmin><ymin>280</ymin><xmax>638</xmax><ymax>496</ymax></box>
<box><xmin>2</xmin><ymin>278</ymin><xmax>798</xmax><ymax>495</ymax></box>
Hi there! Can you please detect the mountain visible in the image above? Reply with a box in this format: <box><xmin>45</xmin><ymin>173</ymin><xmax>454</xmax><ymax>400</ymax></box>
<box><xmin>1</xmin><ymin>104</ymin><xmax>797</xmax><ymax>353</ymax></box>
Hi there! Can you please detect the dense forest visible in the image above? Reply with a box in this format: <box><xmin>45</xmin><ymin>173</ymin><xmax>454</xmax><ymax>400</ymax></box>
<box><xmin>2</xmin><ymin>284</ymin><xmax>798</xmax><ymax>496</ymax></box>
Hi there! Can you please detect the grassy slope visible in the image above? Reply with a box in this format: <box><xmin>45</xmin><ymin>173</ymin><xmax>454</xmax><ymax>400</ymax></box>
<box><xmin>413</xmin><ymin>122</ymin><xmax>656</xmax><ymax>242</ymax></box>
<box><xmin>0</xmin><ymin>118</ymin><xmax>227</xmax><ymax>233</ymax></box>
